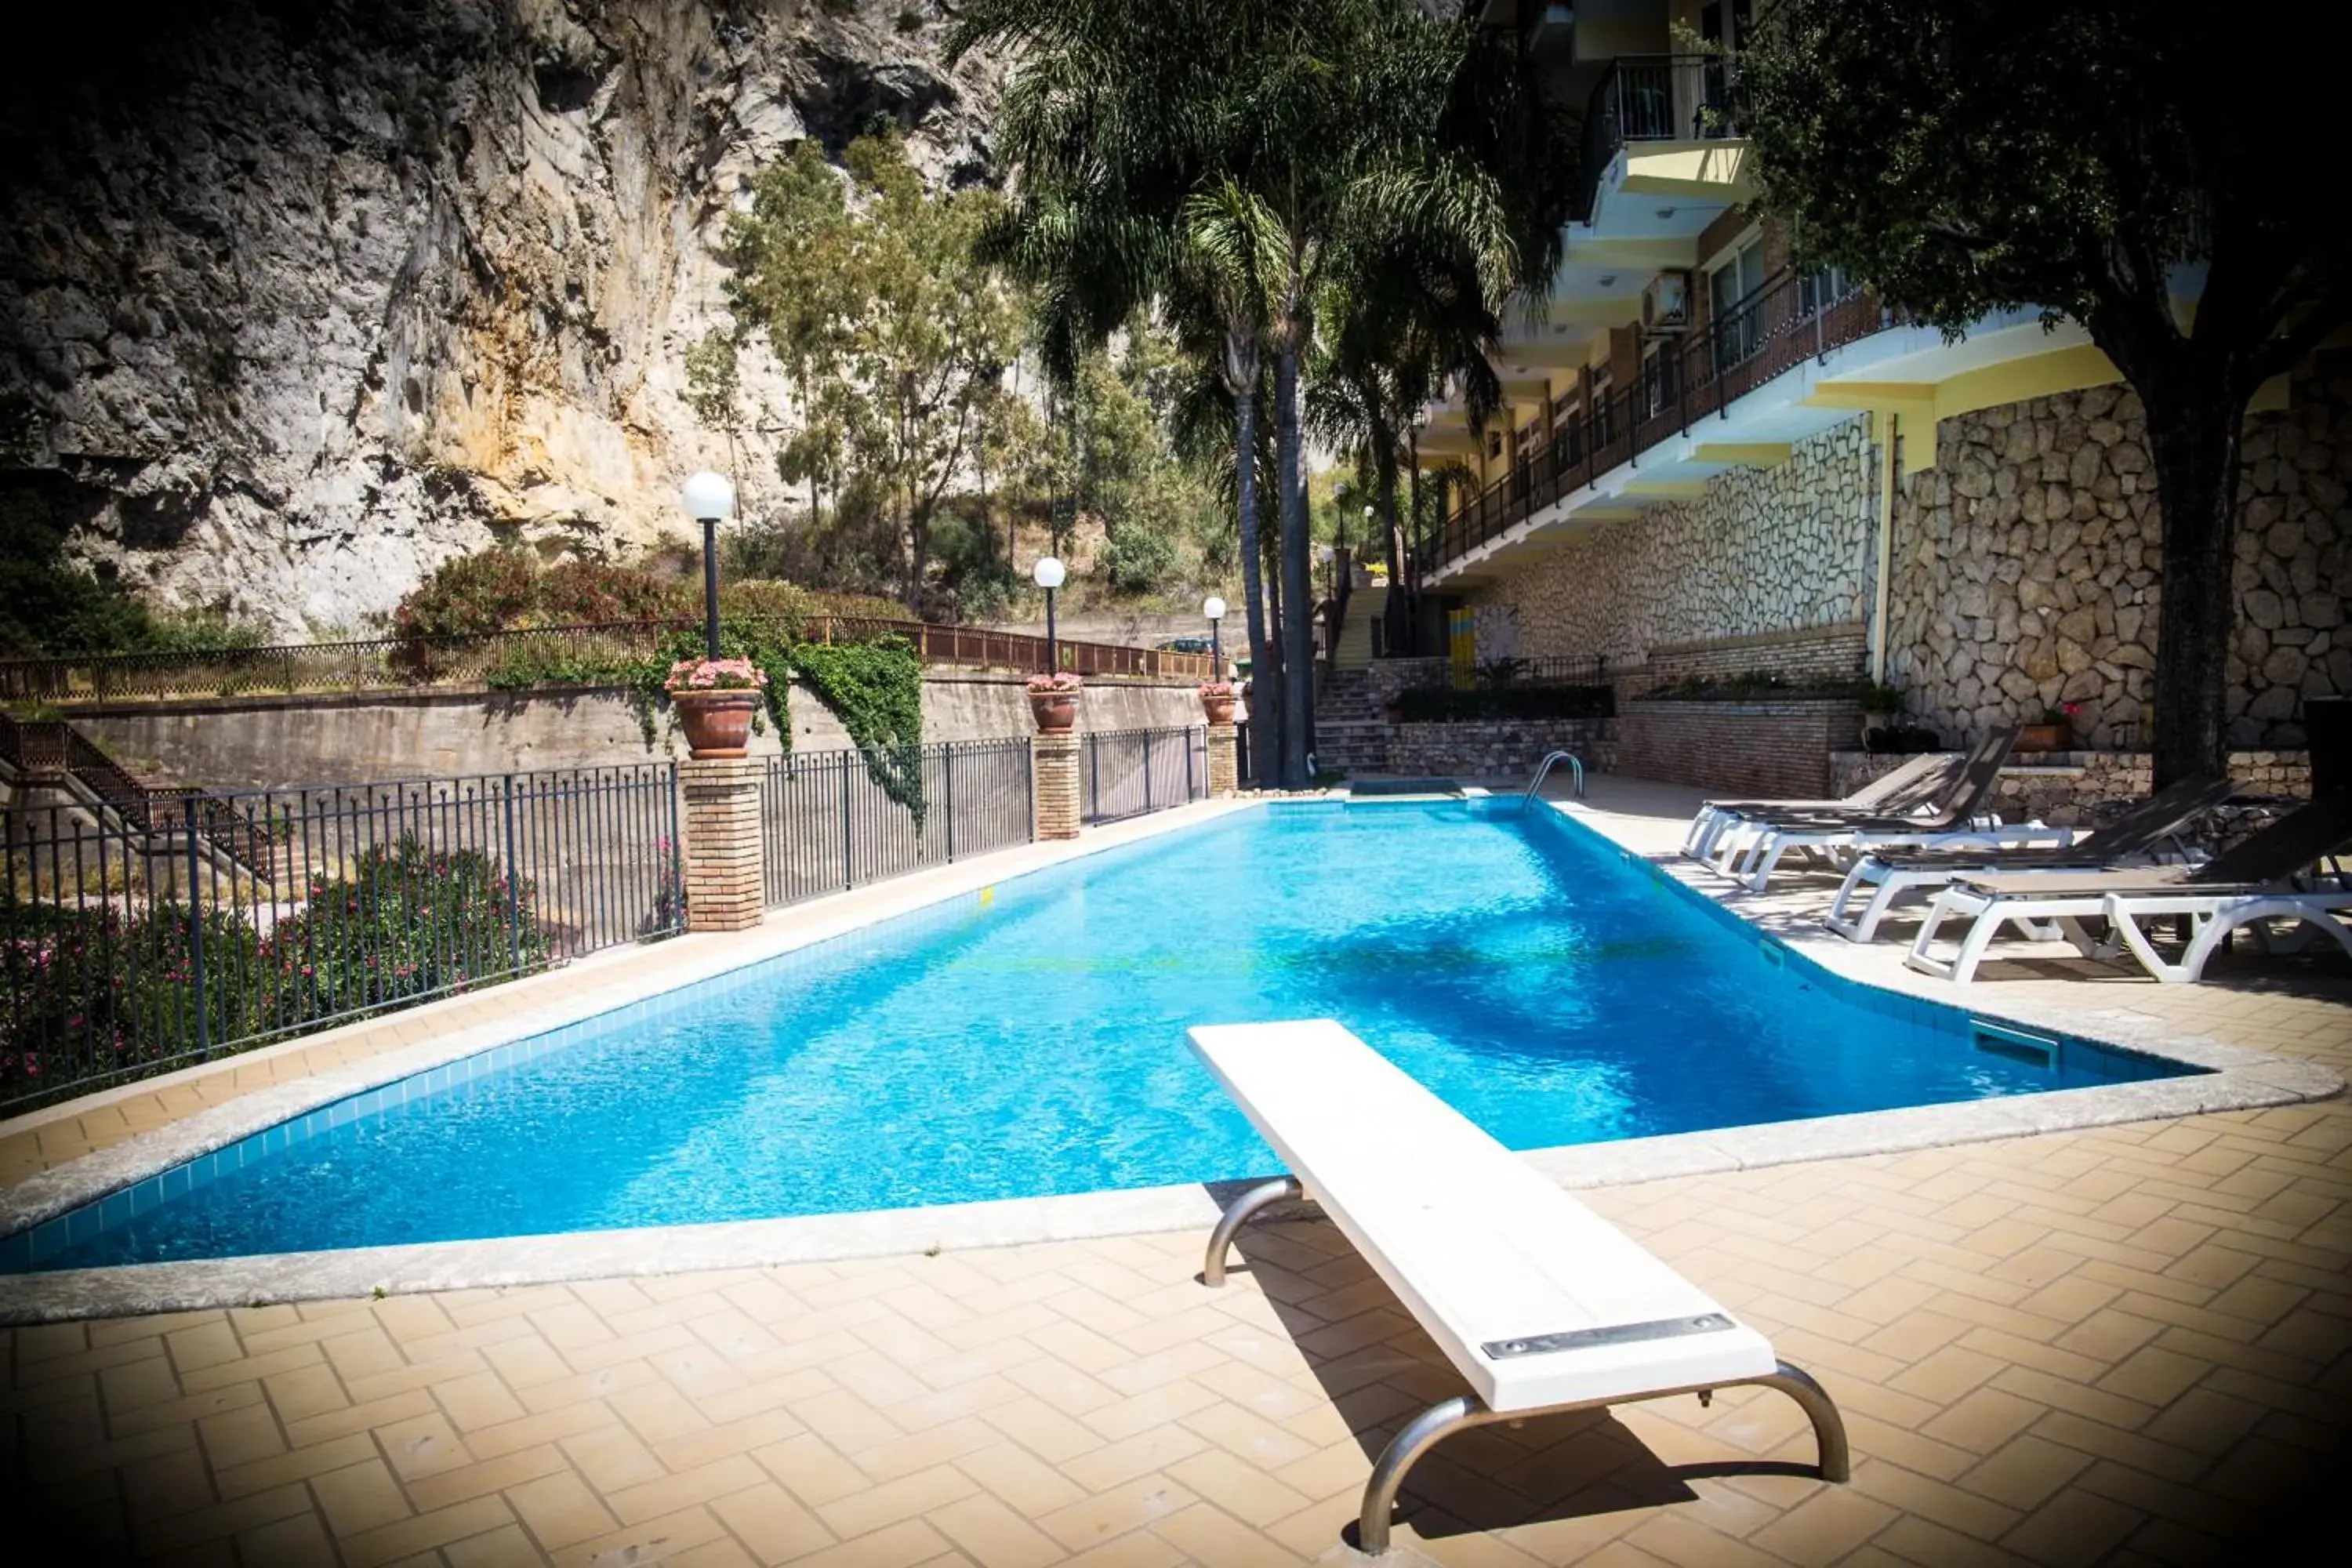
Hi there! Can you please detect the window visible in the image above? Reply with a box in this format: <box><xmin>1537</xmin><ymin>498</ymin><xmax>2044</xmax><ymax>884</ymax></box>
<box><xmin>1552</xmin><ymin>400</ymin><xmax>1584</xmax><ymax>470</ymax></box>
<box><xmin>1709</xmin><ymin>238</ymin><xmax>1766</xmax><ymax>368</ymax></box>
<box><xmin>1590</xmin><ymin>371</ymin><xmax>1616</xmax><ymax>448</ymax></box>
<box><xmin>1798</xmin><ymin>266</ymin><xmax>1853</xmax><ymax>316</ymax></box>
<box><xmin>1640</xmin><ymin>337</ymin><xmax>1681</xmax><ymax>419</ymax></box>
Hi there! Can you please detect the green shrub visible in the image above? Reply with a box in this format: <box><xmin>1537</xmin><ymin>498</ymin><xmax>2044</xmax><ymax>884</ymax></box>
<box><xmin>1</xmin><ymin>837</ymin><xmax>550</xmax><ymax>1109</ymax></box>
<box><xmin>793</xmin><ymin>636</ymin><xmax>927</xmax><ymax>818</ymax></box>
<box><xmin>1393</xmin><ymin>685</ymin><xmax>1614</xmax><ymax>723</ymax></box>
<box><xmin>260</xmin><ymin>838</ymin><xmax>549</xmax><ymax>1022</ymax></box>
<box><xmin>1640</xmin><ymin>668</ymin><xmax>1878</xmax><ymax>702</ymax></box>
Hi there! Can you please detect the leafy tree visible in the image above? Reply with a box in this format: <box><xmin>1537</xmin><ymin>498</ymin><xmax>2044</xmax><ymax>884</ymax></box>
<box><xmin>1737</xmin><ymin>0</ymin><xmax>2352</xmax><ymax>785</ymax></box>
<box><xmin>727</xmin><ymin>134</ymin><xmax>1026</xmax><ymax>613</ymax></box>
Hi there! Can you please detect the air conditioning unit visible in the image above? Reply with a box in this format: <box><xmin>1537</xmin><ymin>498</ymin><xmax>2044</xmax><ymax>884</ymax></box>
<box><xmin>1641</xmin><ymin>271</ymin><xmax>1693</xmax><ymax>333</ymax></box>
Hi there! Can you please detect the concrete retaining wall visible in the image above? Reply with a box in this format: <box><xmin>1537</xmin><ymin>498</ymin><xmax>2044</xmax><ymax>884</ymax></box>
<box><xmin>77</xmin><ymin>676</ymin><xmax>1203</xmax><ymax>790</ymax></box>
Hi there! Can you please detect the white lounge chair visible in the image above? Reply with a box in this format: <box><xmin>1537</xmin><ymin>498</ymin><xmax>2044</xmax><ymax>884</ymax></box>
<box><xmin>1824</xmin><ymin>775</ymin><xmax>2233</xmax><ymax>942</ymax></box>
<box><xmin>1188</xmin><ymin>1020</ymin><xmax>1849</xmax><ymax>1556</ymax></box>
<box><xmin>1727</xmin><ymin>727</ymin><xmax>2076</xmax><ymax>891</ymax></box>
<box><xmin>1682</xmin><ymin>751</ymin><xmax>1955</xmax><ymax>865</ymax></box>
<box><xmin>1906</xmin><ymin>792</ymin><xmax>2352</xmax><ymax>983</ymax></box>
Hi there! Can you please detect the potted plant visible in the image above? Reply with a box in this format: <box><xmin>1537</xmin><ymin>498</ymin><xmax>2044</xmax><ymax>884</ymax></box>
<box><xmin>664</xmin><ymin>657</ymin><xmax>767</xmax><ymax>758</ymax></box>
<box><xmin>1856</xmin><ymin>681</ymin><xmax>1904</xmax><ymax>747</ymax></box>
<box><xmin>1027</xmin><ymin>671</ymin><xmax>1082</xmax><ymax>731</ymax></box>
<box><xmin>1198</xmin><ymin>680</ymin><xmax>1238</xmax><ymax>724</ymax></box>
<box><xmin>2020</xmin><ymin>700</ymin><xmax>2079</xmax><ymax>753</ymax></box>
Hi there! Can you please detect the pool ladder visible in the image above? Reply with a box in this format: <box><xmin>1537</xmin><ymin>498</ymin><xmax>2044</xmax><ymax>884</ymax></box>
<box><xmin>1519</xmin><ymin>750</ymin><xmax>1584</xmax><ymax>809</ymax></box>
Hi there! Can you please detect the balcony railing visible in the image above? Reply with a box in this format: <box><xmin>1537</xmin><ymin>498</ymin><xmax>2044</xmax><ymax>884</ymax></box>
<box><xmin>1417</xmin><ymin>270</ymin><xmax>1885</xmax><ymax>580</ymax></box>
<box><xmin>1575</xmin><ymin>53</ymin><xmax>1744</xmax><ymax>221</ymax></box>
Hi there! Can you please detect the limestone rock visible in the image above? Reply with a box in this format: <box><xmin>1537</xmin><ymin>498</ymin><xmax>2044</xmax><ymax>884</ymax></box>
<box><xmin>2</xmin><ymin>0</ymin><xmax>1007</xmax><ymax>634</ymax></box>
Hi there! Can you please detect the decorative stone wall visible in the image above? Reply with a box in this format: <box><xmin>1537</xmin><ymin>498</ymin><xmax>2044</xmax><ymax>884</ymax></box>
<box><xmin>1613</xmin><ymin>699</ymin><xmax>1864</xmax><ymax>797</ymax></box>
<box><xmin>1469</xmin><ymin>419</ymin><xmax>1875</xmax><ymax>665</ymax></box>
<box><xmin>1885</xmin><ymin>355</ymin><xmax>2351</xmax><ymax>750</ymax></box>
<box><xmin>1829</xmin><ymin>750</ymin><xmax>2313</xmax><ymax>828</ymax></box>
<box><xmin>1381</xmin><ymin>719</ymin><xmax>1612</xmax><ymax>780</ymax></box>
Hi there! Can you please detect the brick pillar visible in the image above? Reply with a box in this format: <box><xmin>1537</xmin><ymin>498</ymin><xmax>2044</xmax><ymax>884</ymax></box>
<box><xmin>681</xmin><ymin>758</ymin><xmax>764</xmax><ymax>932</ymax></box>
<box><xmin>1033</xmin><ymin>731</ymin><xmax>1080</xmax><ymax>840</ymax></box>
<box><xmin>1207</xmin><ymin>721</ymin><xmax>1238</xmax><ymax>797</ymax></box>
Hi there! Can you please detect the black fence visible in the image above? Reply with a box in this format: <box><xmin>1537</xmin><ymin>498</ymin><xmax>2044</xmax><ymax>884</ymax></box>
<box><xmin>0</xmin><ymin>765</ymin><xmax>682</xmax><ymax>1116</ymax></box>
<box><xmin>759</xmin><ymin>739</ymin><xmax>1034</xmax><ymax>909</ymax></box>
<box><xmin>1080</xmin><ymin>727</ymin><xmax>1210</xmax><ymax>823</ymax></box>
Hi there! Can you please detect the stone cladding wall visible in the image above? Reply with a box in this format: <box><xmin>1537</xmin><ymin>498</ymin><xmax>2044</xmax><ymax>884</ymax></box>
<box><xmin>1885</xmin><ymin>356</ymin><xmax>2351</xmax><ymax>750</ymax></box>
<box><xmin>1613</xmin><ymin>699</ymin><xmax>1863</xmax><ymax>797</ymax></box>
<box><xmin>1381</xmin><ymin>719</ymin><xmax>1612</xmax><ymax>779</ymax></box>
<box><xmin>1469</xmin><ymin>419</ymin><xmax>1874</xmax><ymax>665</ymax></box>
<box><xmin>1828</xmin><ymin>750</ymin><xmax>2312</xmax><ymax>829</ymax></box>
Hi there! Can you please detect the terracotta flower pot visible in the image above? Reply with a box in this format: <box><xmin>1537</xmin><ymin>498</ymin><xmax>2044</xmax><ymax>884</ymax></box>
<box><xmin>1029</xmin><ymin>691</ymin><xmax>1078</xmax><ymax>732</ymax></box>
<box><xmin>672</xmin><ymin>690</ymin><xmax>760</xmax><ymax>758</ymax></box>
<box><xmin>1201</xmin><ymin>694</ymin><xmax>1237</xmax><ymax>725</ymax></box>
<box><xmin>2018</xmin><ymin>721</ymin><xmax>2072</xmax><ymax>753</ymax></box>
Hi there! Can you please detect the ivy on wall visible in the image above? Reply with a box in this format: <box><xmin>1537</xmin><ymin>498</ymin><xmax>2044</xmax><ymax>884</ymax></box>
<box><xmin>792</xmin><ymin>636</ymin><xmax>927</xmax><ymax>820</ymax></box>
<box><xmin>604</xmin><ymin>623</ymin><xmax>928</xmax><ymax>820</ymax></box>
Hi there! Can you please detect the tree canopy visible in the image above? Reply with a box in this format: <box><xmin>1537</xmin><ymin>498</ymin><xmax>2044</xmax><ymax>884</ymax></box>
<box><xmin>1738</xmin><ymin>0</ymin><xmax>2352</xmax><ymax>782</ymax></box>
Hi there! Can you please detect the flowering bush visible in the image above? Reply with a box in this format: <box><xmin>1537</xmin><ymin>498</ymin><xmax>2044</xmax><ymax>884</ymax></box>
<box><xmin>1026</xmin><ymin>672</ymin><xmax>1083</xmax><ymax>694</ymax></box>
<box><xmin>663</xmin><ymin>657</ymin><xmax>768</xmax><ymax>693</ymax></box>
<box><xmin>1198</xmin><ymin>681</ymin><xmax>1236</xmax><ymax>699</ymax></box>
<box><xmin>2041</xmin><ymin>701</ymin><xmax>2083</xmax><ymax>723</ymax></box>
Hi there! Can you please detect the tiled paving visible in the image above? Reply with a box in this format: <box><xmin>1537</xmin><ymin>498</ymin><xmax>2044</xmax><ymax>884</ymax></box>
<box><xmin>4</xmin><ymin>779</ymin><xmax>2350</xmax><ymax>1565</ymax></box>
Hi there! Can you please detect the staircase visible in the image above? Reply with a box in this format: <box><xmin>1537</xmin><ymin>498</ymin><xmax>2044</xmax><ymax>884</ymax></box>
<box><xmin>0</xmin><ymin>713</ymin><xmax>275</xmax><ymax>882</ymax></box>
<box><xmin>1313</xmin><ymin>667</ymin><xmax>1392</xmax><ymax>775</ymax></box>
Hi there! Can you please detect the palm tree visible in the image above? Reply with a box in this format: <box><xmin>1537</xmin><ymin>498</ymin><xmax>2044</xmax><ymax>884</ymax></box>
<box><xmin>955</xmin><ymin>0</ymin><xmax>1570</xmax><ymax>786</ymax></box>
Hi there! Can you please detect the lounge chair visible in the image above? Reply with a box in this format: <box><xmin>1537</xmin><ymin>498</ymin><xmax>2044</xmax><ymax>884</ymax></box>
<box><xmin>1729</xmin><ymin>728</ymin><xmax>2074</xmax><ymax>891</ymax></box>
<box><xmin>1825</xmin><ymin>775</ymin><xmax>2234</xmax><ymax>942</ymax></box>
<box><xmin>1681</xmin><ymin>751</ymin><xmax>1957</xmax><ymax>863</ymax></box>
<box><xmin>1906</xmin><ymin>790</ymin><xmax>2352</xmax><ymax>983</ymax></box>
<box><xmin>1188</xmin><ymin>1019</ymin><xmax>1849</xmax><ymax>1556</ymax></box>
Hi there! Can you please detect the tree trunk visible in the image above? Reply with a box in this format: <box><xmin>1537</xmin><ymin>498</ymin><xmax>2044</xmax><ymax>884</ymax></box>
<box><xmin>1262</xmin><ymin>524</ymin><xmax>1286</xmax><ymax>782</ymax></box>
<box><xmin>1275</xmin><ymin>347</ymin><xmax>1313</xmax><ymax>787</ymax></box>
<box><xmin>1375</xmin><ymin>438</ymin><xmax>1407</xmax><ymax>657</ymax></box>
<box><xmin>1231</xmin><ymin>350</ymin><xmax>1274</xmax><ymax>787</ymax></box>
<box><xmin>2142</xmin><ymin>379</ymin><xmax>2246</xmax><ymax>788</ymax></box>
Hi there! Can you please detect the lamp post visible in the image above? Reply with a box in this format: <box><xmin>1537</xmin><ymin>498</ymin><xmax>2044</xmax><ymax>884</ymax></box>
<box><xmin>1033</xmin><ymin>555</ymin><xmax>1065</xmax><ymax>672</ymax></box>
<box><xmin>1202</xmin><ymin>595</ymin><xmax>1225</xmax><ymax>675</ymax></box>
<box><xmin>682</xmin><ymin>470</ymin><xmax>737</xmax><ymax>660</ymax></box>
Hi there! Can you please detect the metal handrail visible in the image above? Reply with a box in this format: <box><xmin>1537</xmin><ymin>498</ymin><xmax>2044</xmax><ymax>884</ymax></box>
<box><xmin>1520</xmin><ymin>750</ymin><xmax>1585</xmax><ymax>808</ymax></box>
<box><xmin>1417</xmin><ymin>269</ymin><xmax>1886</xmax><ymax>582</ymax></box>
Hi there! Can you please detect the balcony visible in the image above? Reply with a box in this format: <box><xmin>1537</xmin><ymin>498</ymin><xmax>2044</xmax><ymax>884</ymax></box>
<box><xmin>1417</xmin><ymin>269</ymin><xmax>1886</xmax><ymax>580</ymax></box>
<box><xmin>1575</xmin><ymin>54</ymin><xmax>1745</xmax><ymax>223</ymax></box>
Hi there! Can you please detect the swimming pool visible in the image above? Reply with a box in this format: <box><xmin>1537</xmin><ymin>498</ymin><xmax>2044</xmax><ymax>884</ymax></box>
<box><xmin>4</xmin><ymin>800</ymin><xmax>2193</xmax><ymax>1272</ymax></box>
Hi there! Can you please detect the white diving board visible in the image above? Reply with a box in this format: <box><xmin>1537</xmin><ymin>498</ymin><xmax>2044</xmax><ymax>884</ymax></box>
<box><xmin>1189</xmin><ymin>1019</ymin><xmax>1849</xmax><ymax>1555</ymax></box>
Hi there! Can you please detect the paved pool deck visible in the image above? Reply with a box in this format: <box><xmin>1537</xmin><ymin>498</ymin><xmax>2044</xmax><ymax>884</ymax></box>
<box><xmin>3</xmin><ymin>777</ymin><xmax>2349</xmax><ymax>1565</ymax></box>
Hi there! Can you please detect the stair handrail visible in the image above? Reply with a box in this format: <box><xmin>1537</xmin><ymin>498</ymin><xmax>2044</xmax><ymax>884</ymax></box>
<box><xmin>1519</xmin><ymin>750</ymin><xmax>1584</xmax><ymax>809</ymax></box>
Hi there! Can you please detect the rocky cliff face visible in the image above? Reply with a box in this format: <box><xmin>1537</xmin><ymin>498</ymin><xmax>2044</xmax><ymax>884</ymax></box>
<box><xmin>0</xmin><ymin>0</ymin><xmax>998</xmax><ymax>635</ymax></box>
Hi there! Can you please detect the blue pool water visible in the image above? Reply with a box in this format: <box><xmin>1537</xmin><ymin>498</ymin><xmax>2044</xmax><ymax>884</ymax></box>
<box><xmin>5</xmin><ymin>801</ymin><xmax>2190</xmax><ymax>1272</ymax></box>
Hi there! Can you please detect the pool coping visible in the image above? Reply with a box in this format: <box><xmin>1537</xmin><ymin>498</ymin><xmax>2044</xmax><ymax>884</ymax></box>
<box><xmin>0</xmin><ymin>793</ymin><xmax>2338</xmax><ymax>1324</ymax></box>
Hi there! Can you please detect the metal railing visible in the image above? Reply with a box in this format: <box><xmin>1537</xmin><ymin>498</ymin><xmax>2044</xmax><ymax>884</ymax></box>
<box><xmin>1419</xmin><ymin>269</ymin><xmax>1885</xmax><ymax>580</ymax></box>
<box><xmin>1081</xmin><ymin>727</ymin><xmax>1210</xmax><ymax>824</ymax></box>
<box><xmin>0</xmin><ymin>615</ymin><xmax>1213</xmax><ymax>707</ymax></box>
<box><xmin>758</xmin><ymin>738</ymin><xmax>1034</xmax><ymax>909</ymax></box>
<box><xmin>0</xmin><ymin>712</ymin><xmax>274</xmax><ymax>881</ymax></box>
<box><xmin>1576</xmin><ymin>53</ymin><xmax>1743</xmax><ymax>220</ymax></box>
<box><xmin>0</xmin><ymin>764</ymin><xmax>682</xmax><ymax>1115</ymax></box>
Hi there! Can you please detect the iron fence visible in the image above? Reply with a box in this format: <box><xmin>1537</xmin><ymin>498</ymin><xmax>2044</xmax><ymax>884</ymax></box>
<box><xmin>0</xmin><ymin>765</ymin><xmax>681</xmax><ymax>1115</ymax></box>
<box><xmin>759</xmin><ymin>738</ymin><xmax>1033</xmax><ymax>909</ymax></box>
<box><xmin>0</xmin><ymin>615</ymin><xmax>1213</xmax><ymax>706</ymax></box>
<box><xmin>1418</xmin><ymin>269</ymin><xmax>1886</xmax><ymax>580</ymax></box>
<box><xmin>1081</xmin><ymin>727</ymin><xmax>1209</xmax><ymax>824</ymax></box>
